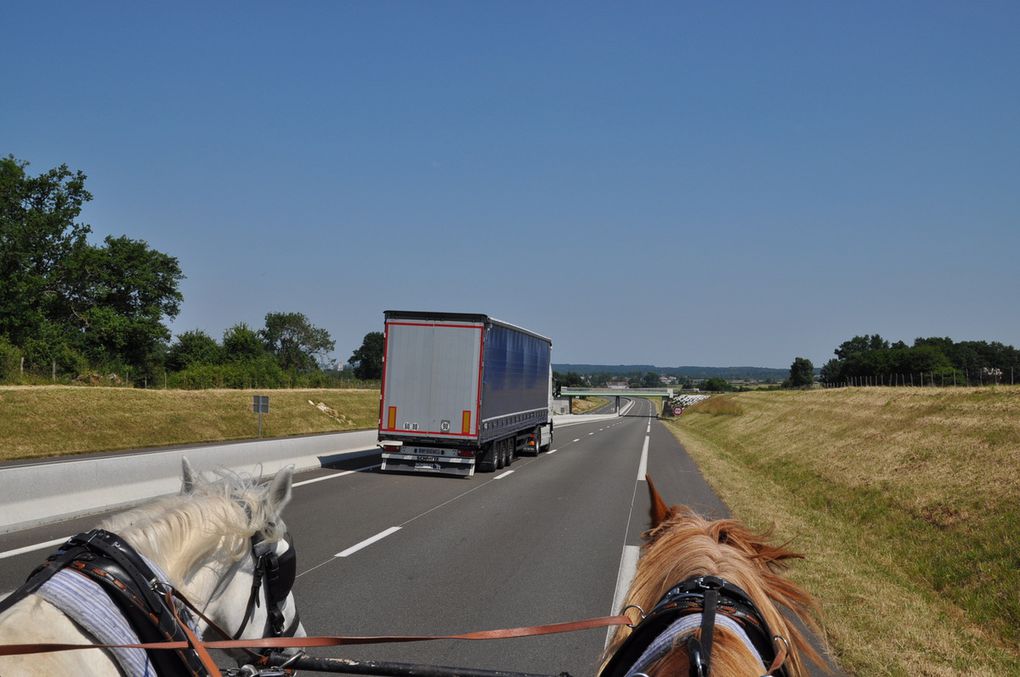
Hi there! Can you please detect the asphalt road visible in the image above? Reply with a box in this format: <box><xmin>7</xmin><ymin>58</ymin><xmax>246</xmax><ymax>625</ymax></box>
<box><xmin>0</xmin><ymin>400</ymin><xmax>830</xmax><ymax>676</ymax></box>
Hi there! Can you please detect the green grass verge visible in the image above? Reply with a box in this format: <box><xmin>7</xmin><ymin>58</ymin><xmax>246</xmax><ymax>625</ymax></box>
<box><xmin>0</xmin><ymin>386</ymin><xmax>380</xmax><ymax>462</ymax></box>
<box><xmin>570</xmin><ymin>396</ymin><xmax>609</xmax><ymax>414</ymax></box>
<box><xmin>666</xmin><ymin>389</ymin><xmax>1020</xmax><ymax>675</ymax></box>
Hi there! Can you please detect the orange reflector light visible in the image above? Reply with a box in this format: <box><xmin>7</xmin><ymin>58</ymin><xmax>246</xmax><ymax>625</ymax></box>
<box><xmin>462</xmin><ymin>410</ymin><xmax>472</xmax><ymax>434</ymax></box>
<box><xmin>387</xmin><ymin>406</ymin><xmax>397</xmax><ymax>429</ymax></box>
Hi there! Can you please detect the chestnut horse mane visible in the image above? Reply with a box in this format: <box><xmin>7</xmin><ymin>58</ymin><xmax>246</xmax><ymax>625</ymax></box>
<box><xmin>601</xmin><ymin>477</ymin><xmax>826</xmax><ymax>676</ymax></box>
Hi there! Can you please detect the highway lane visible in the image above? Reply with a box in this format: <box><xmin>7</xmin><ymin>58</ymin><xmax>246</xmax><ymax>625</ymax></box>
<box><xmin>0</xmin><ymin>400</ymin><xmax>772</xmax><ymax>676</ymax></box>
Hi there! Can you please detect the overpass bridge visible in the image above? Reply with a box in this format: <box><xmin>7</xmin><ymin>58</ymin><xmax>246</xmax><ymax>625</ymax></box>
<box><xmin>559</xmin><ymin>387</ymin><xmax>674</xmax><ymax>414</ymax></box>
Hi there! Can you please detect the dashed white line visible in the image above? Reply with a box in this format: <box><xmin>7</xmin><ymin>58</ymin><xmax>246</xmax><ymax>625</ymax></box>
<box><xmin>572</xmin><ymin>438</ymin><xmax>580</xmax><ymax>443</ymax></box>
<box><xmin>637</xmin><ymin>436</ymin><xmax>649</xmax><ymax>481</ymax></box>
<box><xmin>335</xmin><ymin>526</ymin><xmax>401</xmax><ymax>558</ymax></box>
<box><xmin>494</xmin><ymin>470</ymin><xmax>514</xmax><ymax>479</ymax></box>
<box><xmin>548</xmin><ymin>449</ymin><xmax>558</xmax><ymax>454</ymax></box>
<box><xmin>0</xmin><ymin>536</ymin><xmax>69</xmax><ymax>561</ymax></box>
<box><xmin>293</xmin><ymin>465</ymin><xmax>380</xmax><ymax>487</ymax></box>
<box><xmin>588</xmin><ymin>432</ymin><xmax>595</xmax><ymax>436</ymax></box>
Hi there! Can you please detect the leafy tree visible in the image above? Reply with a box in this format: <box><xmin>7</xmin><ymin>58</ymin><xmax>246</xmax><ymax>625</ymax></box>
<box><xmin>0</xmin><ymin>157</ymin><xmax>183</xmax><ymax>378</ymax></box>
<box><xmin>349</xmin><ymin>331</ymin><xmax>384</xmax><ymax>380</ymax></box>
<box><xmin>0</xmin><ymin>156</ymin><xmax>91</xmax><ymax>351</ymax></box>
<box><xmin>260</xmin><ymin>311</ymin><xmax>335</xmax><ymax>371</ymax></box>
<box><xmin>701</xmin><ymin>378</ymin><xmax>732</xmax><ymax>392</ymax></box>
<box><xmin>788</xmin><ymin>357</ymin><xmax>814</xmax><ymax>387</ymax></box>
<box><xmin>641</xmin><ymin>371</ymin><xmax>660</xmax><ymax>388</ymax></box>
<box><xmin>167</xmin><ymin>330</ymin><xmax>222</xmax><ymax>371</ymax></box>
<box><xmin>223</xmin><ymin>323</ymin><xmax>265</xmax><ymax>361</ymax></box>
<box><xmin>835</xmin><ymin>334</ymin><xmax>888</xmax><ymax>360</ymax></box>
<box><xmin>819</xmin><ymin>358</ymin><xmax>842</xmax><ymax>384</ymax></box>
<box><xmin>62</xmin><ymin>236</ymin><xmax>183</xmax><ymax>374</ymax></box>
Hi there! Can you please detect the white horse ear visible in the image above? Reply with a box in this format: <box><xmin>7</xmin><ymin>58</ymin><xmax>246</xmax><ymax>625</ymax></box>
<box><xmin>181</xmin><ymin>457</ymin><xmax>197</xmax><ymax>494</ymax></box>
<box><xmin>266</xmin><ymin>465</ymin><xmax>294</xmax><ymax>515</ymax></box>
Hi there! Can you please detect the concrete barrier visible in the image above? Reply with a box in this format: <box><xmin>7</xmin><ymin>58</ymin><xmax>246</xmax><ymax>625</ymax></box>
<box><xmin>0</xmin><ymin>430</ymin><xmax>379</xmax><ymax>534</ymax></box>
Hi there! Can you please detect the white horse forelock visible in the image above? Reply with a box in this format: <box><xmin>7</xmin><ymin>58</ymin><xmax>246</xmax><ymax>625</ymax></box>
<box><xmin>97</xmin><ymin>469</ymin><xmax>286</xmax><ymax>591</ymax></box>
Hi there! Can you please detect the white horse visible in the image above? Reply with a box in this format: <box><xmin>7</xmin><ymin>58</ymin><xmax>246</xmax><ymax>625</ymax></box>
<box><xmin>0</xmin><ymin>459</ymin><xmax>305</xmax><ymax>675</ymax></box>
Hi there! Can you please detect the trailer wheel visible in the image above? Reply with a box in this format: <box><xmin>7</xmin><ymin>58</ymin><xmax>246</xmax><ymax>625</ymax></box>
<box><xmin>505</xmin><ymin>437</ymin><xmax>514</xmax><ymax>466</ymax></box>
<box><xmin>494</xmin><ymin>438</ymin><xmax>504</xmax><ymax>470</ymax></box>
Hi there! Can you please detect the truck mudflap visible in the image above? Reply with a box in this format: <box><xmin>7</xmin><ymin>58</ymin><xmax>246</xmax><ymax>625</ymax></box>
<box><xmin>380</xmin><ymin>450</ymin><xmax>476</xmax><ymax>477</ymax></box>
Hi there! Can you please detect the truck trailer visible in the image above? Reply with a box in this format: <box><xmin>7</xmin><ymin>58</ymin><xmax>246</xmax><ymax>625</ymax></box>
<box><xmin>378</xmin><ymin>310</ymin><xmax>553</xmax><ymax>477</ymax></box>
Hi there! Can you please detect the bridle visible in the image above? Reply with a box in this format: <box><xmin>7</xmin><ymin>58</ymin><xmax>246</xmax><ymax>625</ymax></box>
<box><xmin>229</xmin><ymin>532</ymin><xmax>299</xmax><ymax>640</ymax></box>
<box><xmin>601</xmin><ymin>575</ymin><xmax>790</xmax><ymax>677</ymax></box>
<box><xmin>0</xmin><ymin>528</ymin><xmax>299</xmax><ymax>676</ymax></box>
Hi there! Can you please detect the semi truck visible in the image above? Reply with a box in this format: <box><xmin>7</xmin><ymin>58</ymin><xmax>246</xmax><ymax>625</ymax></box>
<box><xmin>377</xmin><ymin>310</ymin><xmax>553</xmax><ymax>477</ymax></box>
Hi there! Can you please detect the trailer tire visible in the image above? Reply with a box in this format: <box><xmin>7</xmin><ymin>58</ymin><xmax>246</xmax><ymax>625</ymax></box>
<box><xmin>495</xmin><ymin>438</ymin><xmax>505</xmax><ymax>470</ymax></box>
<box><xmin>506</xmin><ymin>438</ymin><xmax>514</xmax><ymax>466</ymax></box>
<box><xmin>479</xmin><ymin>443</ymin><xmax>497</xmax><ymax>473</ymax></box>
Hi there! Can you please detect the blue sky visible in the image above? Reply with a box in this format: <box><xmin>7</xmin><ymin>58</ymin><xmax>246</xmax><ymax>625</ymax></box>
<box><xmin>3</xmin><ymin>2</ymin><xmax>1018</xmax><ymax>368</ymax></box>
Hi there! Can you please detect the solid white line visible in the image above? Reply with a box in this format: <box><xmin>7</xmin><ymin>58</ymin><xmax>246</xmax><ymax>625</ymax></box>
<box><xmin>292</xmin><ymin>465</ymin><xmax>380</xmax><ymax>487</ymax></box>
<box><xmin>0</xmin><ymin>536</ymin><xmax>69</xmax><ymax>561</ymax></box>
<box><xmin>335</xmin><ymin>526</ymin><xmax>401</xmax><ymax>558</ymax></box>
<box><xmin>606</xmin><ymin>544</ymin><xmax>642</xmax><ymax>647</ymax></box>
<box><xmin>637</xmin><ymin>436</ymin><xmax>649</xmax><ymax>481</ymax></box>
<box><xmin>548</xmin><ymin>449</ymin><xmax>558</xmax><ymax>454</ymax></box>
<box><xmin>494</xmin><ymin>470</ymin><xmax>514</xmax><ymax>479</ymax></box>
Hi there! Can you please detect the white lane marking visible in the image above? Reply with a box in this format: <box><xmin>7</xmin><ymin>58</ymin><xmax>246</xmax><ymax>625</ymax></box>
<box><xmin>494</xmin><ymin>470</ymin><xmax>514</xmax><ymax>480</ymax></box>
<box><xmin>293</xmin><ymin>465</ymin><xmax>380</xmax><ymax>487</ymax></box>
<box><xmin>637</xmin><ymin>436</ymin><xmax>649</xmax><ymax>481</ymax></box>
<box><xmin>572</xmin><ymin>438</ymin><xmax>580</xmax><ymax>443</ymax></box>
<box><xmin>0</xmin><ymin>536</ymin><xmax>69</xmax><ymax>561</ymax></box>
<box><xmin>588</xmin><ymin>432</ymin><xmax>595</xmax><ymax>436</ymax></box>
<box><xmin>335</xmin><ymin>526</ymin><xmax>401</xmax><ymax>558</ymax></box>
<box><xmin>606</xmin><ymin>544</ymin><xmax>642</xmax><ymax>647</ymax></box>
<box><xmin>548</xmin><ymin>449</ymin><xmax>558</xmax><ymax>454</ymax></box>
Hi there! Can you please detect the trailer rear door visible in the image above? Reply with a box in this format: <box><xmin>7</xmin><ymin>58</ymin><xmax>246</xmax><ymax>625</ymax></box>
<box><xmin>380</xmin><ymin>318</ymin><xmax>483</xmax><ymax>439</ymax></box>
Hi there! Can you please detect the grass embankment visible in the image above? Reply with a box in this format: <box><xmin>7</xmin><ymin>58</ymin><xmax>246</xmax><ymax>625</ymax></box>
<box><xmin>570</xmin><ymin>396</ymin><xmax>609</xmax><ymax>414</ymax></box>
<box><xmin>667</xmin><ymin>388</ymin><xmax>1020</xmax><ymax>676</ymax></box>
<box><xmin>0</xmin><ymin>387</ymin><xmax>380</xmax><ymax>462</ymax></box>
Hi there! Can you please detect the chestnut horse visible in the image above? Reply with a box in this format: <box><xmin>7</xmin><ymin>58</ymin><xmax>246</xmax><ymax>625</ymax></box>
<box><xmin>601</xmin><ymin>477</ymin><xmax>826</xmax><ymax>676</ymax></box>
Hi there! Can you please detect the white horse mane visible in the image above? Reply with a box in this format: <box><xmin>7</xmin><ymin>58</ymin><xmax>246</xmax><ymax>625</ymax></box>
<box><xmin>97</xmin><ymin>469</ymin><xmax>286</xmax><ymax>587</ymax></box>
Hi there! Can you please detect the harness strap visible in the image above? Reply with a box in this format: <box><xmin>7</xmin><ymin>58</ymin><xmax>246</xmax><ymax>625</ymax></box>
<box><xmin>698</xmin><ymin>587</ymin><xmax>718</xmax><ymax>677</ymax></box>
<box><xmin>0</xmin><ymin>544</ymin><xmax>91</xmax><ymax>617</ymax></box>
<box><xmin>165</xmin><ymin>588</ymin><xmax>222</xmax><ymax>677</ymax></box>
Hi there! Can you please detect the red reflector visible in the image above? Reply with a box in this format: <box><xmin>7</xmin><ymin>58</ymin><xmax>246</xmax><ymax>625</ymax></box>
<box><xmin>458</xmin><ymin>449</ymin><xmax>474</xmax><ymax>458</ymax></box>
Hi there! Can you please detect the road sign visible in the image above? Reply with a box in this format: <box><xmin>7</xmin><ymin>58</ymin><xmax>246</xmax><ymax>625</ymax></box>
<box><xmin>673</xmin><ymin>406</ymin><xmax>683</xmax><ymax>415</ymax></box>
<box><xmin>253</xmin><ymin>395</ymin><xmax>270</xmax><ymax>437</ymax></box>
<box><xmin>253</xmin><ymin>395</ymin><xmax>270</xmax><ymax>413</ymax></box>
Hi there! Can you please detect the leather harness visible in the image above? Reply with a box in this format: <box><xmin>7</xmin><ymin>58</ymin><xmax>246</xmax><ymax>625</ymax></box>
<box><xmin>599</xmin><ymin>575</ymin><xmax>789</xmax><ymax>677</ymax></box>
<box><xmin>0</xmin><ymin>528</ymin><xmax>299</xmax><ymax>676</ymax></box>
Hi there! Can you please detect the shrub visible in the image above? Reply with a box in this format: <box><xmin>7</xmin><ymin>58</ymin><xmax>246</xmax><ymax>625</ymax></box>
<box><xmin>0</xmin><ymin>336</ymin><xmax>22</xmax><ymax>382</ymax></box>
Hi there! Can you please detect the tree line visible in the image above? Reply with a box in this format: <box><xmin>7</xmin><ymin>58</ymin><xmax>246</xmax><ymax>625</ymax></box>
<box><xmin>818</xmin><ymin>334</ymin><xmax>1020</xmax><ymax>386</ymax></box>
<box><xmin>782</xmin><ymin>334</ymin><xmax>1020</xmax><ymax>389</ymax></box>
<box><xmin>0</xmin><ymin>155</ymin><xmax>382</xmax><ymax>387</ymax></box>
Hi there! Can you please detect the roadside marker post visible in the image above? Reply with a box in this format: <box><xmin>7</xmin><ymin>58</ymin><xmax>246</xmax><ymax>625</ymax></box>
<box><xmin>253</xmin><ymin>394</ymin><xmax>270</xmax><ymax>437</ymax></box>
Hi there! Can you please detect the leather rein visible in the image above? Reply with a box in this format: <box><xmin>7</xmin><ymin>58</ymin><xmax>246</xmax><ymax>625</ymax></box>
<box><xmin>0</xmin><ymin>535</ymin><xmax>788</xmax><ymax>677</ymax></box>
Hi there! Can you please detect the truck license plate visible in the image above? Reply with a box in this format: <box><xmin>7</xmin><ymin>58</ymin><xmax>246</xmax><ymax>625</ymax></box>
<box><xmin>416</xmin><ymin>456</ymin><xmax>438</xmax><ymax>462</ymax></box>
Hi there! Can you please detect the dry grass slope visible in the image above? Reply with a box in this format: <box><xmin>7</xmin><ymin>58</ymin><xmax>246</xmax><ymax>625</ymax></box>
<box><xmin>0</xmin><ymin>386</ymin><xmax>380</xmax><ymax>462</ymax></box>
<box><xmin>668</xmin><ymin>388</ymin><xmax>1020</xmax><ymax>676</ymax></box>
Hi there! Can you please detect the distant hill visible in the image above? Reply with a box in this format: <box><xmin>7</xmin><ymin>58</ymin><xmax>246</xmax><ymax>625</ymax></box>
<box><xmin>552</xmin><ymin>364</ymin><xmax>789</xmax><ymax>381</ymax></box>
